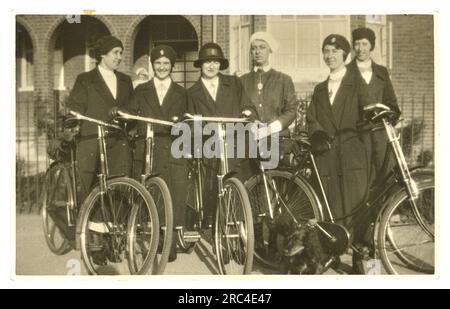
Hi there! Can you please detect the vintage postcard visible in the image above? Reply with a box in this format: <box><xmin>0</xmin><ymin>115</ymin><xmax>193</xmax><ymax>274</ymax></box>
<box><xmin>9</xmin><ymin>2</ymin><xmax>442</xmax><ymax>290</ymax></box>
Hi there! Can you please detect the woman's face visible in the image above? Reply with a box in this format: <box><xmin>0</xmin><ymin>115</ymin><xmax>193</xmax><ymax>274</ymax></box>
<box><xmin>251</xmin><ymin>40</ymin><xmax>271</xmax><ymax>67</ymax></box>
<box><xmin>353</xmin><ymin>38</ymin><xmax>372</xmax><ymax>62</ymax></box>
<box><xmin>153</xmin><ymin>56</ymin><xmax>172</xmax><ymax>80</ymax></box>
<box><xmin>100</xmin><ymin>47</ymin><xmax>123</xmax><ymax>71</ymax></box>
<box><xmin>322</xmin><ymin>44</ymin><xmax>346</xmax><ymax>72</ymax></box>
<box><xmin>201</xmin><ymin>60</ymin><xmax>221</xmax><ymax>79</ymax></box>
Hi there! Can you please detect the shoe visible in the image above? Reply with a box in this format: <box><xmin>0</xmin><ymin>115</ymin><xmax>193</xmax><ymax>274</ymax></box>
<box><xmin>91</xmin><ymin>251</ymin><xmax>107</xmax><ymax>266</ymax></box>
<box><xmin>168</xmin><ymin>232</ymin><xmax>177</xmax><ymax>262</ymax></box>
<box><xmin>352</xmin><ymin>247</ymin><xmax>366</xmax><ymax>275</ymax></box>
<box><xmin>89</xmin><ymin>232</ymin><xmax>107</xmax><ymax>266</ymax></box>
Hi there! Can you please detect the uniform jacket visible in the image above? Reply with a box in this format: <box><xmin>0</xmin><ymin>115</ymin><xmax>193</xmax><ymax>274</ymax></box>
<box><xmin>67</xmin><ymin>67</ymin><xmax>134</xmax><ymax>136</ymax></box>
<box><xmin>131</xmin><ymin>79</ymin><xmax>188</xmax><ymax>226</ymax></box>
<box><xmin>307</xmin><ymin>68</ymin><xmax>371</xmax><ymax>231</ymax></box>
<box><xmin>347</xmin><ymin>58</ymin><xmax>401</xmax><ymax>185</ymax></box>
<box><xmin>241</xmin><ymin>69</ymin><xmax>298</xmax><ymax>135</ymax></box>
<box><xmin>347</xmin><ymin>59</ymin><xmax>399</xmax><ymax>113</ymax></box>
<box><xmin>187</xmin><ymin>73</ymin><xmax>254</xmax><ymax>117</ymax></box>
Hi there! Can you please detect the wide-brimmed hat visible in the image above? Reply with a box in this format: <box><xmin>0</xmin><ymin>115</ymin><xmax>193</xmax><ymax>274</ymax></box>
<box><xmin>193</xmin><ymin>42</ymin><xmax>229</xmax><ymax>70</ymax></box>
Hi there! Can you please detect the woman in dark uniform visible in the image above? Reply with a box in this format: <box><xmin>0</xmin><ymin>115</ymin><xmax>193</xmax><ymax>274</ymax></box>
<box><xmin>187</xmin><ymin>42</ymin><xmax>254</xmax><ymax>227</ymax></box>
<box><xmin>132</xmin><ymin>45</ymin><xmax>188</xmax><ymax>262</ymax></box>
<box><xmin>307</xmin><ymin>34</ymin><xmax>371</xmax><ymax>274</ymax></box>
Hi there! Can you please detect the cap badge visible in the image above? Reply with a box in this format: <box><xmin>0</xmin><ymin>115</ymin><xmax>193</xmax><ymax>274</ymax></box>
<box><xmin>160</xmin><ymin>50</ymin><xmax>164</xmax><ymax>55</ymax></box>
<box><xmin>331</xmin><ymin>37</ymin><xmax>336</xmax><ymax>43</ymax></box>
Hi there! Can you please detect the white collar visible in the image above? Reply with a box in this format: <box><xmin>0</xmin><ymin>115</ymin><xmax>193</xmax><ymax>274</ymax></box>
<box><xmin>356</xmin><ymin>59</ymin><xmax>373</xmax><ymax>70</ymax></box>
<box><xmin>98</xmin><ymin>65</ymin><xmax>116</xmax><ymax>78</ymax></box>
<box><xmin>153</xmin><ymin>77</ymin><xmax>172</xmax><ymax>88</ymax></box>
<box><xmin>253</xmin><ymin>65</ymin><xmax>271</xmax><ymax>72</ymax></box>
<box><xmin>201</xmin><ymin>76</ymin><xmax>219</xmax><ymax>86</ymax></box>
<box><xmin>329</xmin><ymin>67</ymin><xmax>347</xmax><ymax>81</ymax></box>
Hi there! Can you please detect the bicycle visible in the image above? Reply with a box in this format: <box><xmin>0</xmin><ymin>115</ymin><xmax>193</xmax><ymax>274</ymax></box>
<box><xmin>41</xmin><ymin>111</ymin><xmax>160</xmax><ymax>275</ymax></box>
<box><xmin>176</xmin><ymin>113</ymin><xmax>255</xmax><ymax>275</ymax></box>
<box><xmin>116</xmin><ymin>110</ymin><xmax>174</xmax><ymax>275</ymax></box>
<box><xmin>246</xmin><ymin>103</ymin><xmax>434</xmax><ymax>274</ymax></box>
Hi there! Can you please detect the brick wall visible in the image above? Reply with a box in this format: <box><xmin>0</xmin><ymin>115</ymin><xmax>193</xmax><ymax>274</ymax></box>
<box><xmin>389</xmin><ymin>15</ymin><xmax>434</xmax><ymax>159</ymax></box>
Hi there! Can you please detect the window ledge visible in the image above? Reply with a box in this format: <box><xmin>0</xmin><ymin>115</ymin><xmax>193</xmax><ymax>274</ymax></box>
<box><xmin>17</xmin><ymin>86</ymin><xmax>34</xmax><ymax>92</ymax></box>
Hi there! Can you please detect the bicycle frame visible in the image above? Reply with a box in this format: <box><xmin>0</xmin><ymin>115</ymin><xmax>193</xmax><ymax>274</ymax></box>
<box><xmin>66</xmin><ymin>143</ymin><xmax>78</xmax><ymax>227</ymax></box>
<box><xmin>182</xmin><ymin>113</ymin><xmax>249</xmax><ymax>231</ymax></box>
<box><xmin>69</xmin><ymin>110</ymin><xmax>123</xmax><ymax>233</ymax></box>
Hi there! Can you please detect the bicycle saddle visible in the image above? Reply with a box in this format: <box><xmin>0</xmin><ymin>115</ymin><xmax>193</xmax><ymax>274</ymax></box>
<box><xmin>363</xmin><ymin>103</ymin><xmax>399</xmax><ymax>124</ymax></box>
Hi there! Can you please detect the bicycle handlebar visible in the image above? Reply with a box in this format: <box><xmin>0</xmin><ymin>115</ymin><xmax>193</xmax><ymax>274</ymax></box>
<box><xmin>68</xmin><ymin>110</ymin><xmax>122</xmax><ymax>130</ymax></box>
<box><xmin>116</xmin><ymin>111</ymin><xmax>175</xmax><ymax>127</ymax></box>
<box><xmin>183</xmin><ymin>113</ymin><xmax>250</xmax><ymax>123</ymax></box>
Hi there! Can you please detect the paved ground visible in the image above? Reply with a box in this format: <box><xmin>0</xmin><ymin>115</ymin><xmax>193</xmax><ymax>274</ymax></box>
<box><xmin>17</xmin><ymin>213</ymin><xmax>431</xmax><ymax>276</ymax></box>
<box><xmin>16</xmin><ymin>214</ymin><xmax>360</xmax><ymax>276</ymax></box>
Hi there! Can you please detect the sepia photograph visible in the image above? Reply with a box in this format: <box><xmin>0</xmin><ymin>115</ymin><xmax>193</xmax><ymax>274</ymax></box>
<box><xmin>13</xmin><ymin>11</ymin><xmax>436</xmax><ymax>280</ymax></box>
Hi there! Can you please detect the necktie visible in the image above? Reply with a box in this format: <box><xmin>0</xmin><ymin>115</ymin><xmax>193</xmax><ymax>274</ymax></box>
<box><xmin>209</xmin><ymin>82</ymin><xmax>217</xmax><ymax>101</ymax></box>
<box><xmin>158</xmin><ymin>83</ymin><xmax>166</xmax><ymax>105</ymax></box>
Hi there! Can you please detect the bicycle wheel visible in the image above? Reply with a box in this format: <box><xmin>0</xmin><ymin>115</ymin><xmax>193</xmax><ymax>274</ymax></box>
<box><xmin>41</xmin><ymin>163</ymin><xmax>73</xmax><ymax>255</ymax></box>
<box><xmin>378</xmin><ymin>177</ymin><xmax>434</xmax><ymax>274</ymax></box>
<box><xmin>78</xmin><ymin>177</ymin><xmax>159</xmax><ymax>275</ymax></box>
<box><xmin>133</xmin><ymin>176</ymin><xmax>173</xmax><ymax>275</ymax></box>
<box><xmin>245</xmin><ymin>170</ymin><xmax>323</xmax><ymax>269</ymax></box>
<box><xmin>215</xmin><ymin>177</ymin><xmax>254</xmax><ymax>275</ymax></box>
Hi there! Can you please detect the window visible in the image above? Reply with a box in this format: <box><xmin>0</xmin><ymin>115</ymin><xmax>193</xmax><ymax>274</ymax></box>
<box><xmin>366</xmin><ymin>15</ymin><xmax>388</xmax><ymax>66</ymax></box>
<box><xmin>229</xmin><ymin>15</ymin><xmax>251</xmax><ymax>74</ymax></box>
<box><xmin>172</xmin><ymin>51</ymin><xmax>199</xmax><ymax>89</ymax></box>
<box><xmin>267</xmin><ymin>15</ymin><xmax>350</xmax><ymax>83</ymax></box>
<box><xmin>16</xmin><ymin>24</ymin><xmax>34</xmax><ymax>91</ymax></box>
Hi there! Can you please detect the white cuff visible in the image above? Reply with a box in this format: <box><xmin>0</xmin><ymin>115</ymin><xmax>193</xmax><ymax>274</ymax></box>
<box><xmin>268</xmin><ymin>120</ymin><xmax>282</xmax><ymax>134</ymax></box>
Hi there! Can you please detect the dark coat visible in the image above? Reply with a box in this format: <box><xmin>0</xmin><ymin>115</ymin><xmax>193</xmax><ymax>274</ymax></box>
<box><xmin>241</xmin><ymin>69</ymin><xmax>298</xmax><ymax>136</ymax></box>
<box><xmin>347</xmin><ymin>59</ymin><xmax>399</xmax><ymax>113</ymax></box>
<box><xmin>67</xmin><ymin>67</ymin><xmax>134</xmax><ymax>200</ymax></box>
<box><xmin>67</xmin><ymin>67</ymin><xmax>134</xmax><ymax>137</ymax></box>
<box><xmin>307</xmin><ymin>69</ymin><xmax>371</xmax><ymax>237</ymax></box>
<box><xmin>186</xmin><ymin>73</ymin><xmax>254</xmax><ymax>212</ymax></box>
<box><xmin>347</xmin><ymin>59</ymin><xmax>400</xmax><ymax>184</ymax></box>
<box><xmin>187</xmin><ymin>73</ymin><xmax>253</xmax><ymax>117</ymax></box>
<box><xmin>132</xmin><ymin>79</ymin><xmax>188</xmax><ymax>227</ymax></box>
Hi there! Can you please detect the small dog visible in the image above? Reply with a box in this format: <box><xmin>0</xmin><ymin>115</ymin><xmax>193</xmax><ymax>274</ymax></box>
<box><xmin>281</xmin><ymin>222</ymin><xmax>338</xmax><ymax>274</ymax></box>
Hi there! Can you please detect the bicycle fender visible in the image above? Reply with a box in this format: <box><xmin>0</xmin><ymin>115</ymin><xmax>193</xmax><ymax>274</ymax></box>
<box><xmin>223</xmin><ymin>171</ymin><xmax>237</xmax><ymax>182</ymax></box>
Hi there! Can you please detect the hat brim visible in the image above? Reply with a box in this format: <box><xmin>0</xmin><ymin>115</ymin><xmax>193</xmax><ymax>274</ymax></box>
<box><xmin>194</xmin><ymin>57</ymin><xmax>229</xmax><ymax>70</ymax></box>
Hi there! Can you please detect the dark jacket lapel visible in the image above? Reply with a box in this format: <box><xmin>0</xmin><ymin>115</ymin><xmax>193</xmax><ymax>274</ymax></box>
<box><xmin>214</xmin><ymin>73</ymin><xmax>231</xmax><ymax>111</ymax></box>
<box><xmin>92</xmin><ymin>67</ymin><xmax>115</xmax><ymax>105</ymax></box>
<box><xmin>193</xmin><ymin>79</ymin><xmax>216</xmax><ymax>115</ymax></box>
<box><xmin>161</xmin><ymin>82</ymin><xmax>179</xmax><ymax>117</ymax></box>
<box><xmin>331</xmin><ymin>70</ymin><xmax>353</xmax><ymax>128</ymax></box>
<box><xmin>143</xmin><ymin>80</ymin><xmax>163</xmax><ymax>118</ymax></box>
<box><xmin>315</xmin><ymin>81</ymin><xmax>338</xmax><ymax>129</ymax></box>
<box><xmin>115</xmin><ymin>72</ymin><xmax>130</xmax><ymax>106</ymax></box>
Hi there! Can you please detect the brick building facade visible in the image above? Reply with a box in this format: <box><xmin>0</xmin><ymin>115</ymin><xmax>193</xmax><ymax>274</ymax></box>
<box><xmin>15</xmin><ymin>14</ymin><xmax>435</xmax><ymax>181</ymax></box>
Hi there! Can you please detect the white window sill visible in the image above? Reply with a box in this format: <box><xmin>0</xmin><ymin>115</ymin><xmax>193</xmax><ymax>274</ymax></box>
<box><xmin>17</xmin><ymin>86</ymin><xmax>34</xmax><ymax>92</ymax></box>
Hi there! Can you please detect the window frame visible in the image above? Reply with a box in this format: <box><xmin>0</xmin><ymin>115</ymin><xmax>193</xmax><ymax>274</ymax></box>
<box><xmin>267</xmin><ymin>15</ymin><xmax>351</xmax><ymax>82</ymax></box>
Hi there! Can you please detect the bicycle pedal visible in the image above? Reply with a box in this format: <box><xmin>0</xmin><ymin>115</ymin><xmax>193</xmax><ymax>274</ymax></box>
<box><xmin>183</xmin><ymin>231</ymin><xmax>201</xmax><ymax>243</ymax></box>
